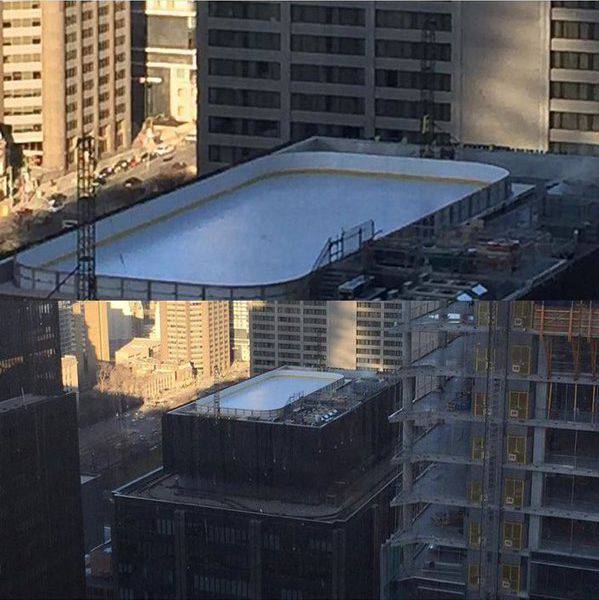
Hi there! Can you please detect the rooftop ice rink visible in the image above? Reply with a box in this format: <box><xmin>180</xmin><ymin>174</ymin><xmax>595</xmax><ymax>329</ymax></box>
<box><xmin>14</xmin><ymin>149</ymin><xmax>510</xmax><ymax>297</ymax></box>
<box><xmin>178</xmin><ymin>368</ymin><xmax>344</xmax><ymax>414</ymax></box>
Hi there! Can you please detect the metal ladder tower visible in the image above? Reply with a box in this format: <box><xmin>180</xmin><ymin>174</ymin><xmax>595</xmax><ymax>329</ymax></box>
<box><xmin>212</xmin><ymin>366</ymin><xmax>221</xmax><ymax>418</ymax></box>
<box><xmin>75</xmin><ymin>136</ymin><xmax>97</xmax><ymax>300</ymax></box>
<box><xmin>420</xmin><ymin>15</ymin><xmax>437</xmax><ymax>158</ymax></box>
<box><xmin>478</xmin><ymin>301</ymin><xmax>510</xmax><ymax>598</ymax></box>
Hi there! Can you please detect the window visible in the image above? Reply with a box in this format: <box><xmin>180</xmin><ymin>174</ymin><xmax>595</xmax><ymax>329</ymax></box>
<box><xmin>507</xmin><ymin>435</ymin><xmax>527</xmax><ymax>464</ymax></box>
<box><xmin>291</xmin><ymin>122</ymin><xmax>364</xmax><ymax>141</ymax></box>
<box><xmin>504</xmin><ymin>478</ymin><xmax>524</xmax><ymax>508</ymax></box>
<box><xmin>508</xmin><ymin>391</ymin><xmax>529</xmax><ymax>420</ymax></box>
<box><xmin>209</xmin><ymin>58</ymin><xmax>280</xmax><ymax>80</ymax></box>
<box><xmin>375</xmin><ymin>98</ymin><xmax>450</xmax><ymax>121</ymax></box>
<box><xmin>291</xmin><ymin>93</ymin><xmax>364</xmax><ymax>114</ymax></box>
<box><xmin>208</xmin><ymin>1</ymin><xmax>280</xmax><ymax>21</ymax></box>
<box><xmin>209</xmin><ymin>87</ymin><xmax>280</xmax><ymax>109</ymax></box>
<box><xmin>291</xmin><ymin>64</ymin><xmax>364</xmax><ymax>85</ymax></box>
<box><xmin>470</xmin><ymin>481</ymin><xmax>482</xmax><ymax>504</ymax></box>
<box><xmin>503</xmin><ymin>522</ymin><xmax>523</xmax><ymax>551</ymax></box>
<box><xmin>208</xmin><ymin>29</ymin><xmax>280</xmax><ymax>50</ymax></box>
<box><xmin>551</xmin><ymin>112</ymin><xmax>599</xmax><ymax>132</ymax></box>
<box><xmin>469</xmin><ymin>521</ymin><xmax>481</xmax><ymax>548</ymax></box>
<box><xmin>552</xmin><ymin>50</ymin><xmax>599</xmax><ymax>70</ymax></box>
<box><xmin>376</xmin><ymin>40</ymin><xmax>451</xmax><ymax>61</ymax></box>
<box><xmin>376</xmin><ymin>10</ymin><xmax>451</xmax><ymax>31</ymax></box>
<box><xmin>552</xmin><ymin>20</ymin><xmax>599</xmax><ymax>41</ymax></box>
<box><xmin>468</xmin><ymin>565</ymin><xmax>481</xmax><ymax>587</ymax></box>
<box><xmin>291</xmin><ymin>4</ymin><xmax>365</xmax><ymax>26</ymax></box>
<box><xmin>475</xmin><ymin>344</ymin><xmax>494</xmax><ymax>372</ymax></box>
<box><xmin>510</xmin><ymin>345</ymin><xmax>531</xmax><ymax>376</ymax></box>
<box><xmin>473</xmin><ymin>393</ymin><xmax>487</xmax><ymax>417</ymax></box>
<box><xmin>376</xmin><ymin>69</ymin><xmax>451</xmax><ymax>92</ymax></box>
<box><xmin>472</xmin><ymin>436</ymin><xmax>485</xmax><ymax>461</ymax></box>
<box><xmin>551</xmin><ymin>81</ymin><xmax>599</xmax><ymax>101</ymax></box>
<box><xmin>501</xmin><ymin>565</ymin><xmax>520</xmax><ymax>593</ymax></box>
<box><xmin>291</xmin><ymin>34</ymin><xmax>365</xmax><ymax>56</ymax></box>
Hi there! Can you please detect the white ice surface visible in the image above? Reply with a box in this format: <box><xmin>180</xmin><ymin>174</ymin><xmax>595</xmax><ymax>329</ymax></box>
<box><xmin>210</xmin><ymin>373</ymin><xmax>342</xmax><ymax>411</ymax></box>
<box><xmin>54</xmin><ymin>172</ymin><xmax>481</xmax><ymax>285</ymax></box>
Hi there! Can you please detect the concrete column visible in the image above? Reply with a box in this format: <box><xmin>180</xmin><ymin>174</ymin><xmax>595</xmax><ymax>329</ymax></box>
<box><xmin>41</xmin><ymin>1</ymin><xmax>67</xmax><ymax>173</ymax></box>
<box><xmin>529</xmin><ymin>336</ymin><xmax>548</xmax><ymax>551</ymax></box>
<box><xmin>279</xmin><ymin>1</ymin><xmax>291</xmax><ymax>144</ymax></box>
<box><xmin>363</xmin><ymin>1</ymin><xmax>375</xmax><ymax>139</ymax></box>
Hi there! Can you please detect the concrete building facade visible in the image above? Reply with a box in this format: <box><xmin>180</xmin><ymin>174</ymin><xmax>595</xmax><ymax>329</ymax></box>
<box><xmin>249</xmin><ymin>300</ymin><xmax>439</xmax><ymax>376</ymax></box>
<box><xmin>197</xmin><ymin>1</ymin><xmax>599</xmax><ymax>174</ymax></box>
<box><xmin>131</xmin><ymin>0</ymin><xmax>197</xmax><ymax>131</ymax></box>
<box><xmin>0</xmin><ymin>0</ymin><xmax>131</xmax><ymax>173</ymax></box>
<box><xmin>159</xmin><ymin>300</ymin><xmax>231</xmax><ymax>376</ymax></box>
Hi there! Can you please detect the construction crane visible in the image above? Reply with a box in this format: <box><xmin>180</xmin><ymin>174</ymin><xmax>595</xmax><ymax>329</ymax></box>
<box><xmin>477</xmin><ymin>301</ymin><xmax>510</xmax><ymax>598</ymax></box>
<box><xmin>75</xmin><ymin>136</ymin><xmax>97</xmax><ymax>300</ymax></box>
<box><xmin>212</xmin><ymin>366</ymin><xmax>221</xmax><ymax>418</ymax></box>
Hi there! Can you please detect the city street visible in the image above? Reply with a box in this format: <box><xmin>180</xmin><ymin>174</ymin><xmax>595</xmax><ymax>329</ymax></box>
<box><xmin>0</xmin><ymin>135</ymin><xmax>196</xmax><ymax>258</ymax></box>
<box><xmin>78</xmin><ymin>362</ymin><xmax>248</xmax><ymax>475</ymax></box>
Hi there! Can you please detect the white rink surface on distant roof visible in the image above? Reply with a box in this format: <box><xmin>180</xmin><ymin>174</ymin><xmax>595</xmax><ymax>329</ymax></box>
<box><xmin>29</xmin><ymin>151</ymin><xmax>508</xmax><ymax>287</ymax></box>
<box><xmin>184</xmin><ymin>369</ymin><xmax>344</xmax><ymax>412</ymax></box>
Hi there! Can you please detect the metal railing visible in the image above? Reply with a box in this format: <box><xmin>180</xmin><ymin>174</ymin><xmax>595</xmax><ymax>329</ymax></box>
<box><xmin>311</xmin><ymin>219</ymin><xmax>375</xmax><ymax>271</ymax></box>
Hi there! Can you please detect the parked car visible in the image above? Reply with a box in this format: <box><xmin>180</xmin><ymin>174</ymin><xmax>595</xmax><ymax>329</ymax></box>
<box><xmin>171</xmin><ymin>161</ymin><xmax>187</xmax><ymax>170</ymax></box>
<box><xmin>114</xmin><ymin>159</ymin><xmax>131</xmax><ymax>173</ymax></box>
<box><xmin>124</xmin><ymin>177</ymin><xmax>142</xmax><ymax>188</ymax></box>
<box><xmin>47</xmin><ymin>198</ymin><xmax>65</xmax><ymax>213</ymax></box>
<box><xmin>49</xmin><ymin>192</ymin><xmax>67</xmax><ymax>203</ymax></box>
<box><xmin>155</xmin><ymin>144</ymin><xmax>174</xmax><ymax>157</ymax></box>
<box><xmin>62</xmin><ymin>218</ymin><xmax>78</xmax><ymax>229</ymax></box>
<box><xmin>98</xmin><ymin>166</ymin><xmax>114</xmax><ymax>179</ymax></box>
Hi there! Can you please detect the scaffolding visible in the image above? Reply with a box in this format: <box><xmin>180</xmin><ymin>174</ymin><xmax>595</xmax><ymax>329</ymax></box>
<box><xmin>383</xmin><ymin>301</ymin><xmax>599</xmax><ymax>599</ymax></box>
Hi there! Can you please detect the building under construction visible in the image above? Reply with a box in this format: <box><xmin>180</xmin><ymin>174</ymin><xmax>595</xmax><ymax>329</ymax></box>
<box><xmin>382</xmin><ymin>300</ymin><xmax>599</xmax><ymax>599</ymax></box>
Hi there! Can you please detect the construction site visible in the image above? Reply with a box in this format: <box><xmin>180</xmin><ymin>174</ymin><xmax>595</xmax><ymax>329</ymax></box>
<box><xmin>382</xmin><ymin>300</ymin><xmax>599</xmax><ymax>599</ymax></box>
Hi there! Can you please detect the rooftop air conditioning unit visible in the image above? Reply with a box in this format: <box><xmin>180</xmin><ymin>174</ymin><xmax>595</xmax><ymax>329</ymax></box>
<box><xmin>509</xmin><ymin>409</ymin><xmax>519</xmax><ymax>418</ymax></box>
<box><xmin>514</xmin><ymin>318</ymin><xmax>523</xmax><ymax>327</ymax></box>
<box><xmin>505</xmin><ymin>496</ymin><xmax>514</xmax><ymax>505</ymax></box>
<box><xmin>502</xmin><ymin>580</ymin><xmax>511</xmax><ymax>589</ymax></box>
<box><xmin>504</xmin><ymin>539</ymin><xmax>513</xmax><ymax>548</ymax></box>
<box><xmin>508</xmin><ymin>453</ymin><xmax>517</xmax><ymax>462</ymax></box>
<box><xmin>513</xmin><ymin>364</ymin><xmax>521</xmax><ymax>373</ymax></box>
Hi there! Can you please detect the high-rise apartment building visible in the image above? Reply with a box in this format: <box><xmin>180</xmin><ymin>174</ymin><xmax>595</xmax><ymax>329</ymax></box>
<box><xmin>382</xmin><ymin>301</ymin><xmax>599</xmax><ymax>599</ymax></box>
<box><xmin>113</xmin><ymin>366</ymin><xmax>398</xmax><ymax>599</ymax></box>
<box><xmin>131</xmin><ymin>0</ymin><xmax>197</xmax><ymax>130</ymax></box>
<box><xmin>249</xmin><ymin>300</ymin><xmax>438</xmax><ymax>376</ymax></box>
<box><xmin>231</xmin><ymin>300</ymin><xmax>250</xmax><ymax>361</ymax></box>
<box><xmin>159</xmin><ymin>301</ymin><xmax>231</xmax><ymax>375</ymax></box>
<box><xmin>0</xmin><ymin>0</ymin><xmax>131</xmax><ymax>173</ymax></box>
<box><xmin>197</xmin><ymin>1</ymin><xmax>599</xmax><ymax>174</ymax></box>
<box><xmin>0</xmin><ymin>298</ymin><xmax>84</xmax><ymax>599</ymax></box>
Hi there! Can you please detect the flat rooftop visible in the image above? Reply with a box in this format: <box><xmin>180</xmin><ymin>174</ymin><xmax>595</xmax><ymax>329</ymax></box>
<box><xmin>15</xmin><ymin>150</ymin><xmax>508</xmax><ymax>292</ymax></box>
<box><xmin>174</xmin><ymin>367</ymin><xmax>344</xmax><ymax>415</ymax></box>
<box><xmin>173</xmin><ymin>366</ymin><xmax>393</xmax><ymax>426</ymax></box>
